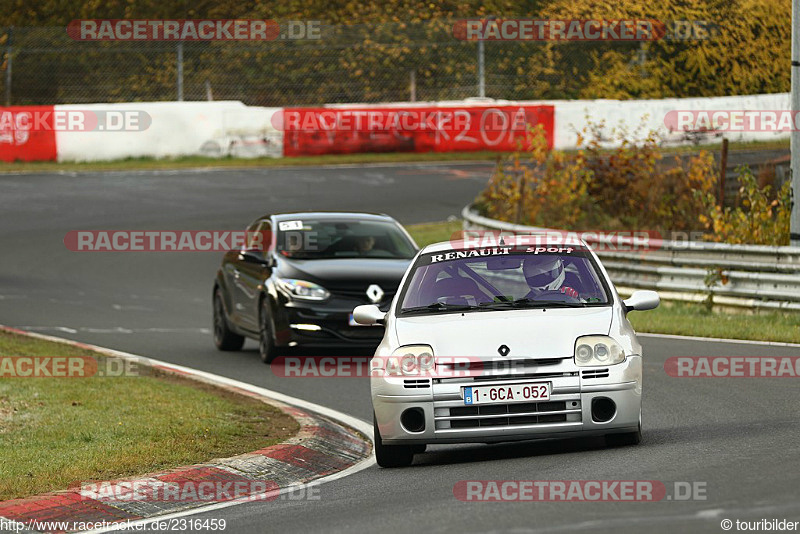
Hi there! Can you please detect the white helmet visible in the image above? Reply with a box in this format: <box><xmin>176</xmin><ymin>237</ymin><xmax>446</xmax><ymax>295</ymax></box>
<box><xmin>522</xmin><ymin>255</ymin><xmax>565</xmax><ymax>290</ymax></box>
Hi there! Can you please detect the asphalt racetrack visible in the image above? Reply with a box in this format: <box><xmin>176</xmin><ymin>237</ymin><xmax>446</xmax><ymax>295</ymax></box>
<box><xmin>1</xmin><ymin>162</ymin><xmax>799</xmax><ymax>533</ymax></box>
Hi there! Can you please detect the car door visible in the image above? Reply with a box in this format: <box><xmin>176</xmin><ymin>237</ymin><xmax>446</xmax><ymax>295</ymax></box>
<box><xmin>221</xmin><ymin>221</ymin><xmax>257</xmax><ymax>329</ymax></box>
<box><xmin>234</xmin><ymin>219</ymin><xmax>273</xmax><ymax>332</ymax></box>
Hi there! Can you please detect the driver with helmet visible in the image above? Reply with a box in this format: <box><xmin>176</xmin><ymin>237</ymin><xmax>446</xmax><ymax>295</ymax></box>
<box><xmin>522</xmin><ymin>255</ymin><xmax>579</xmax><ymax>299</ymax></box>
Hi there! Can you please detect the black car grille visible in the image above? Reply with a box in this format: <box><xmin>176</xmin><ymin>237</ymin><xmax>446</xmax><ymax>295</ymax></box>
<box><xmin>338</xmin><ymin>327</ymin><xmax>385</xmax><ymax>339</ymax></box>
<box><xmin>331</xmin><ymin>287</ymin><xmax>397</xmax><ymax>302</ymax></box>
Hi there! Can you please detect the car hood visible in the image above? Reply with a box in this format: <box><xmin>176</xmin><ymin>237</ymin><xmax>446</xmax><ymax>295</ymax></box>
<box><xmin>277</xmin><ymin>257</ymin><xmax>411</xmax><ymax>289</ymax></box>
<box><xmin>393</xmin><ymin>307</ymin><xmax>613</xmax><ymax>359</ymax></box>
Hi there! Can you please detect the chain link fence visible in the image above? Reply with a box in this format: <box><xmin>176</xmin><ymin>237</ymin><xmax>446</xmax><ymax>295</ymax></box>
<box><xmin>0</xmin><ymin>23</ymin><xmax>648</xmax><ymax>106</ymax></box>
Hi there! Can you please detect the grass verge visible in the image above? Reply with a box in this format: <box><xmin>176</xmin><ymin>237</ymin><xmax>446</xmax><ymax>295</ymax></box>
<box><xmin>408</xmin><ymin>221</ymin><xmax>800</xmax><ymax>344</ymax></box>
<box><xmin>0</xmin><ymin>138</ymin><xmax>787</xmax><ymax>174</ymax></box>
<box><xmin>0</xmin><ymin>330</ymin><xmax>299</xmax><ymax>500</ymax></box>
<box><xmin>0</xmin><ymin>150</ymin><xmax>504</xmax><ymax>174</ymax></box>
<box><xmin>406</xmin><ymin>220</ymin><xmax>463</xmax><ymax>247</ymax></box>
<box><xmin>626</xmin><ymin>300</ymin><xmax>800</xmax><ymax>344</ymax></box>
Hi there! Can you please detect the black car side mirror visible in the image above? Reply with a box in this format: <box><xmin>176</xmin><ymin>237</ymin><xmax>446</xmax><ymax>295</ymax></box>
<box><xmin>241</xmin><ymin>249</ymin><xmax>273</xmax><ymax>267</ymax></box>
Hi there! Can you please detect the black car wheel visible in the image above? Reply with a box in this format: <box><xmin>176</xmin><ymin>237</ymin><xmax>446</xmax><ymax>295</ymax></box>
<box><xmin>374</xmin><ymin>414</ymin><xmax>415</xmax><ymax>468</ymax></box>
<box><xmin>213</xmin><ymin>288</ymin><xmax>244</xmax><ymax>351</ymax></box>
<box><xmin>259</xmin><ymin>297</ymin><xmax>279</xmax><ymax>364</ymax></box>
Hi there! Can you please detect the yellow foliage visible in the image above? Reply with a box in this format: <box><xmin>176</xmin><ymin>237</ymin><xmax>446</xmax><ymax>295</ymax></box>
<box><xmin>697</xmin><ymin>166</ymin><xmax>792</xmax><ymax>245</ymax></box>
<box><xmin>476</xmin><ymin>120</ymin><xmax>720</xmax><ymax>235</ymax></box>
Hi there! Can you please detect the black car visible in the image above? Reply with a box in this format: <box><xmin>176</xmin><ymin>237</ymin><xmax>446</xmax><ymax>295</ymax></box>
<box><xmin>213</xmin><ymin>212</ymin><xmax>418</xmax><ymax>362</ymax></box>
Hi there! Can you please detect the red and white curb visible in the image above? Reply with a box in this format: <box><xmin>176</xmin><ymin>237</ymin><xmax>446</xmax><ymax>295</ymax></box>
<box><xmin>0</xmin><ymin>326</ymin><xmax>374</xmax><ymax>534</ymax></box>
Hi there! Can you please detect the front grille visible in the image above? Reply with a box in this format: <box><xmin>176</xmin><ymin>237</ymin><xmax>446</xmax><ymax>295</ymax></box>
<box><xmin>581</xmin><ymin>368</ymin><xmax>609</xmax><ymax>379</ymax></box>
<box><xmin>434</xmin><ymin>400</ymin><xmax>582</xmax><ymax>430</ymax></box>
<box><xmin>404</xmin><ymin>379</ymin><xmax>431</xmax><ymax>389</ymax></box>
<box><xmin>338</xmin><ymin>327</ymin><xmax>385</xmax><ymax>339</ymax></box>
<box><xmin>330</xmin><ymin>288</ymin><xmax>397</xmax><ymax>303</ymax></box>
<box><xmin>434</xmin><ymin>371</ymin><xmax>577</xmax><ymax>384</ymax></box>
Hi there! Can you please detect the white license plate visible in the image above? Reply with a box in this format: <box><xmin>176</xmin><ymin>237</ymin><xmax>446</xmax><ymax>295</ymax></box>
<box><xmin>463</xmin><ymin>382</ymin><xmax>551</xmax><ymax>405</ymax></box>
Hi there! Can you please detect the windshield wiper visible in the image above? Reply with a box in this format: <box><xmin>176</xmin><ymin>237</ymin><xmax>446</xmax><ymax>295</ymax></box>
<box><xmin>401</xmin><ymin>302</ymin><xmax>478</xmax><ymax>315</ymax></box>
<box><xmin>479</xmin><ymin>298</ymin><xmax>588</xmax><ymax>309</ymax></box>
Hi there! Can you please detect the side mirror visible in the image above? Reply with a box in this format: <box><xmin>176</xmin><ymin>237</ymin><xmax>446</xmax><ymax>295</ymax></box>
<box><xmin>623</xmin><ymin>290</ymin><xmax>660</xmax><ymax>312</ymax></box>
<box><xmin>353</xmin><ymin>304</ymin><xmax>386</xmax><ymax>325</ymax></box>
<box><xmin>241</xmin><ymin>249</ymin><xmax>273</xmax><ymax>267</ymax></box>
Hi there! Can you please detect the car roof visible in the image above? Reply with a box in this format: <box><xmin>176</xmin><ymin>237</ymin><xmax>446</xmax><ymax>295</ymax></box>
<box><xmin>420</xmin><ymin>234</ymin><xmax>589</xmax><ymax>254</ymax></box>
<box><xmin>263</xmin><ymin>212</ymin><xmax>396</xmax><ymax>223</ymax></box>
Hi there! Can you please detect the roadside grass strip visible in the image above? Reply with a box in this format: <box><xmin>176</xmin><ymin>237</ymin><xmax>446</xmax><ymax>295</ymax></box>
<box><xmin>0</xmin><ymin>329</ymin><xmax>298</xmax><ymax>501</ymax></box>
<box><xmin>0</xmin><ymin>327</ymin><xmax>372</xmax><ymax>533</ymax></box>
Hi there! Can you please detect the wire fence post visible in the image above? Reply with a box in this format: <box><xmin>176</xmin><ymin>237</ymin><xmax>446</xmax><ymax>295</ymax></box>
<box><xmin>176</xmin><ymin>41</ymin><xmax>184</xmax><ymax>101</ymax></box>
<box><xmin>409</xmin><ymin>70</ymin><xmax>416</xmax><ymax>102</ymax></box>
<box><xmin>205</xmin><ymin>79</ymin><xmax>213</xmax><ymax>101</ymax></box>
<box><xmin>4</xmin><ymin>27</ymin><xmax>12</xmax><ymax>106</ymax></box>
<box><xmin>477</xmin><ymin>39</ymin><xmax>485</xmax><ymax>98</ymax></box>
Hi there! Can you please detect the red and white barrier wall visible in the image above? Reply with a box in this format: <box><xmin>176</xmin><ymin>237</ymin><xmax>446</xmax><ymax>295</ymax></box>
<box><xmin>0</xmin><ymin>93</ymin><xmax>790</xmax><ymax>163</ymax></box>
<box><xmin>276</xmin><ymin>103</ymin><xmax>555</xmax><ymax>156</ymax></box>
<box><xmin>0</xmin><ymin>101</ymin><xmax>283</xmax><ymax>163</ymax></box>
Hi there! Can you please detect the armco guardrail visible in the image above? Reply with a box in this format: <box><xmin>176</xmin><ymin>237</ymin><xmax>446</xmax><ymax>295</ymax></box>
<box><xmin>461</xmin><ymin>205</ymin><xmax>800</xmax><ymax>311</ymax></box>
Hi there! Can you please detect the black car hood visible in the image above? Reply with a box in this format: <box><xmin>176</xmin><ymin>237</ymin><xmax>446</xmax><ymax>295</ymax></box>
<box><xmin>275</xmin><ymin>256</ymin><xmax>412</xmax><ymax>291</ymax></box>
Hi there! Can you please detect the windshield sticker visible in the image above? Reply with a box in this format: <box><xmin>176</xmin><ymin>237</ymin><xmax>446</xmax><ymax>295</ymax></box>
<box><xmin>430</xmin><ymin>248</ymin><xmax>509</xmax><ymax>263</ymax></box>
<box><xmin>278</xmin><ymin>220</ymin><xmax>304</xmax><ymax>231</ymax></box>
<box><xmin>527</xmin><ymin>246</ymin><xmax>574</xmax><ymax>254</ymax></box>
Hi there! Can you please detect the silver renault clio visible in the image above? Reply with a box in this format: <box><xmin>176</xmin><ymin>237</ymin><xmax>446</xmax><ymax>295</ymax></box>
<box><xmin>354</xmin><ymin>235</ymin><xmax>659</xmax><ymax>467</ymax></box>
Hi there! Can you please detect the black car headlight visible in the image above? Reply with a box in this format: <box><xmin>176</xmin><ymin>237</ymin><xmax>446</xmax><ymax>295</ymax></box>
<box><xmin>277</xmin><ymin>278</ymin><xmax>330</xmax><ymax>301</ymax></box>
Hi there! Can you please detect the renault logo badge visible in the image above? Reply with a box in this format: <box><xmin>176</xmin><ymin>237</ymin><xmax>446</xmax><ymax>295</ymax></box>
<box><xmin>366</xmin><ymin>284</ymin><xmax>384</xmax><ymax>303</ymax></box>
<box><xmin>498</xmin><ymin>344</ymin><xmax>510</xmax><ymax>356</ymax></box>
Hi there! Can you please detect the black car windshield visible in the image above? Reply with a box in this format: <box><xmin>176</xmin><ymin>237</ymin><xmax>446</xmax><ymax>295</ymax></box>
<box><xmin>398</xmin><ymin>246</ymin><xmax>611</xmax><ymax>315</ymax></box>
<box><xmin>277</xmin><ymin>219</ymin><xmax>416</xmax><ymax>260</ymax></box>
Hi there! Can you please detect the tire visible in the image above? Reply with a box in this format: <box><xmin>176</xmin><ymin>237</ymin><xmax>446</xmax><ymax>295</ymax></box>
<box><xmin>259</xmin><ymin>297</ymin><xmax>279</xmax><ymax>364</ymax></box>
<box><xmin>606</xmin><ymin>415</ymin><xmax>642</xmax><ymax>447</ymax></box>
<box><xmin>213</xmin><ymin>288</ymin><xmax>245</xmax><ymax>351</ymax></box>
<box><xmin>606</xmin><ymin>428</ymin><xmax>642</xmax><ymax>447</ymax></box>
<box><xmin>374</xmin><ymin>415</ymin><xmax>414</xmax><ymax>468</ymax></box>
<box><xmin>412</xmin><ymin>444</ymin><xmax>427</xmax><ymax>454</ymax></box>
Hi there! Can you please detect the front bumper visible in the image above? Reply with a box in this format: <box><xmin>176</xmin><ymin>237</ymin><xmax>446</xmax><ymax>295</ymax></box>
<box><xmin>373</xmin><ymin>355</ymin><xmax>642</xmax><ymax>444</ymax></box>
<box><xmin>274</xmin><ymin>298</ymin><xmax>387</xmax><ymax>347</ymax></box>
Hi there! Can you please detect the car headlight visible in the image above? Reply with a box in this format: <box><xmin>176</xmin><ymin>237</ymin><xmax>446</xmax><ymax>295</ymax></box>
<box><xmin>574</xmin><ymin>336</ymin><xmax>625</xmax><ymax>367</ymax></box>
<box><xmin>276</xmin><ymin>278</ymin><xmax>330</xmax><ymax>301</ymax></box>
<box><xmin>381</xmin><ymin>345</ymin><xmax>435</xmax><ymax>376</ymax></box>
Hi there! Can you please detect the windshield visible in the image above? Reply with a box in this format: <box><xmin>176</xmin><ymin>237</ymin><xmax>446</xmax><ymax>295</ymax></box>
<box><xmin>277</xmin><ymin>219</ymin><xmax>416</xmax><ymax>260</ymax></box>
<box><xmin>398</xmin><ymin>246</ymin><xmax>611</xmax><ymax>315</ymax></box>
